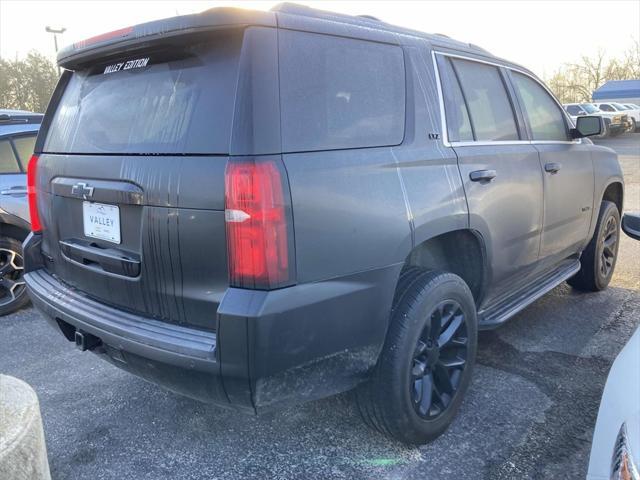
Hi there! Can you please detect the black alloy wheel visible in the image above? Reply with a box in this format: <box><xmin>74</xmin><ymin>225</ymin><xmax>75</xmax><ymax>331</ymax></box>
<box><xmin>568</xmin><ymin>201</ymin><xmax>620</xmax><ymax>292</ymax></box>
<box><xmin>355</xmin><ymin>270</ymin><xmax>477</xmax><ymax>444</ymax></box>
<box><xmin>411</xmin><ymin>300</ymin><xmax>468</xmax><ymax>419</ymax></box>
<box><xmin>599</xmin><ymin>215</ymin><xmax>618</xmax><ymax>279</ymax></box>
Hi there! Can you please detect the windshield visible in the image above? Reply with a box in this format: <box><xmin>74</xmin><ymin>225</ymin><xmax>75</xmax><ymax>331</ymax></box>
<box><xmin>43</xmin><ymin>33</ymin><xmax>242</xmax><ymax>155</ymax></box>
<box><xmin>611</xmin><ymin>103</ymin><xmax>628</xmax><ymax>111</ymax></box>
<box><xmin>581</xmin><ymin>103</ymin><xmax>600</xmax><ymax>113</ymax></box>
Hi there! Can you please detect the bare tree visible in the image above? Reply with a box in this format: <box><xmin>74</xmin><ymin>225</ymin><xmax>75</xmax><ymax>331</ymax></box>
<box><xmin>545</xmin><ymin>40</ymin><xmax>639</xmax><ymax>104</ymax></box>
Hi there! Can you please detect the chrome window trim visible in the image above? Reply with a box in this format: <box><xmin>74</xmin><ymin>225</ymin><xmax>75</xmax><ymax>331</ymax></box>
<box><xmin>431</xmin><ymin>50</ymin><xmax>581</xmax><ymax>147</ymax></box>
<box><xmin>450</xmin><ymin>140</ymin><xmax>531</xmax><ymax>147</ymax></box>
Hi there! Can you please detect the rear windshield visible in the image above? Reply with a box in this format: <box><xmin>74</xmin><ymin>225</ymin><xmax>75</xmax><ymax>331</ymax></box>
<box><xmin>43</xmin><ymin>32</ymin><xmax>243</xmax><ymax>155</ymax></box>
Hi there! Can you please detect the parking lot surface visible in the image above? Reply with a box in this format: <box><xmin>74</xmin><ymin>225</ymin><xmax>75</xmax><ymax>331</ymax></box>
<box><xmin>1</xmin><ymin>135</ymin><xmax>638</xmax><ymax>480</ymax></box>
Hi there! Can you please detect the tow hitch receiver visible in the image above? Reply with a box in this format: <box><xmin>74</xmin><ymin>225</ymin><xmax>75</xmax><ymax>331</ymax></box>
<box><xmin>74</xmin><ymin>330</ymin><xmax>102</xmax><ymax>351</ymax></box>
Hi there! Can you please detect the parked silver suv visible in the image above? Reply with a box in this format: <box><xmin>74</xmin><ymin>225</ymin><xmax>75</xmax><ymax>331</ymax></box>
<box><xmin>0</xmin><ymin>109</ymin><xmax>41</xmax><ymax>314</ymax></box>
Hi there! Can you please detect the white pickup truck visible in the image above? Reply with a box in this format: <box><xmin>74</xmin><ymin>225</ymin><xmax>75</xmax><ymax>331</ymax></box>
<box><xmin>594</xmin><ymin>102</ymin><xmax>640</xmax><ymax>132</ymax></box>
<box><xmin>564</xmin><ymin>103</ymin><xmax>630</xmax><ymax>137</ymax></box>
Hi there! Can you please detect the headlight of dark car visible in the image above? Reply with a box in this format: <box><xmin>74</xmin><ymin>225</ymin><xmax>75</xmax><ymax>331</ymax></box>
<box><xmin>612</xmin><ymin>423</ymin><xmax>640</xmax><ymax>480</ymax></box>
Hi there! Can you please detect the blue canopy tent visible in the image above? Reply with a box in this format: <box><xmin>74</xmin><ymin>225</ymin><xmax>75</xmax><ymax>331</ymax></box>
<box><xmin>592</xmin><ymin>80</ymin><xmax>640</xmax><ymax>104</ymax></box>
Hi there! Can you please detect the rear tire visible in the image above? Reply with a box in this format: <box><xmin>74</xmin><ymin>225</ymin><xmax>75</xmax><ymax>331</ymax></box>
<box><xmin>568</xmin><ymin>201</ymin><xmax>620</xmax><ymax>292</ymax></box>
<box><xmin>356</xmin><ymin>270</ymin><xmax>477</xmax><ymax>444</ymax></box>
<box><xmin>0</xmin><ymin>236</ymin><xmax>29</xmax><ymax>316</ymax></box>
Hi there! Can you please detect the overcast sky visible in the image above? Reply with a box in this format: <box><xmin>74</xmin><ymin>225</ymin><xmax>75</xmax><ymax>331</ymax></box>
<box><xmin>1</xmin><ymin>0</ymin><xmax>638</xmax><ymax>78</ymax></box>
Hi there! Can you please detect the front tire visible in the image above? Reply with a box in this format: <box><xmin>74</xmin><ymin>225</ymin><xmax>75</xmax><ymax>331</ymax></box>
<box><xmin>0</xmin><ymin>236</ymin><xmax>29</xmax><ymax>316</ymax></box>
<box><xmin>356</xmin><ymin>270</ymin><xmax>477</xmax><ymax>444</ymax></box>
<box><xmin>568</xmin><ymin>201</ymin><xmax>620</xmax><ymax>292</ymax></box>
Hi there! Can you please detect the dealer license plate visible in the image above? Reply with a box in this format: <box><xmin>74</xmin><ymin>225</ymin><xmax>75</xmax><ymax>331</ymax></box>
<box><xmin>82</xmin><ymin>201</ymin><xmax>121</xmax><ymax>244</ymax></box>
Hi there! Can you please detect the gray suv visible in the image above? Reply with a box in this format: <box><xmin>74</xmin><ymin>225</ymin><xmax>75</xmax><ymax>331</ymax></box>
<box><xmin>23</xmin><ymin>4</ymin><xmax>623</xmax><ymax>444</ymax></box>
<box><xmin>0</xmin><ymin>109</ymin><xmax>42</xmax><ymax>315</ymax></box>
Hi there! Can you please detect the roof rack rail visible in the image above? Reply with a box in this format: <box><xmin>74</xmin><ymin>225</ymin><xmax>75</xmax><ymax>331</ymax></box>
<box><xmin>272</xmin><ymin>3</ymin><xmax>383</xmax><ymax>24</ymax></box>
<box><xmin>357</xmin><ymin>14</ymin><xmax>381</xmax><ymax>21</ymax></box>
<box><xmin>469</xmin><ymin>43</ymin><xmax>491</xmax><ymax>53</ymax></box>
<box><xmin>271</xmin><ymin>3</ymin><xmax>492</xmax><ymax>56</ymax></box>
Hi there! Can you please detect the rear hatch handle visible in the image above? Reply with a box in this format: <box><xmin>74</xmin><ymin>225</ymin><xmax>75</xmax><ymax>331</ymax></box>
<box><xmin>59</xmin><ymin>239</ymin><xmax>140</xmax><ymax>277</ymax></box>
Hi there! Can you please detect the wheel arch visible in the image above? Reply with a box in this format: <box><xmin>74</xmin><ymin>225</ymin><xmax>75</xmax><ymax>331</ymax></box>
<box><xmin>0</xmin><ymin>213</ymin><xmax>30</xmax><ymax>243</ymax></box>
<box><xmin>601</xmin><ymin>181</ymin><xmax>623</xmax><ymax>214</ymax></box>
<box><xmin>401</xmin><ymin>229</ymin><xmax>488</xmax><ymax>307</ymax></box>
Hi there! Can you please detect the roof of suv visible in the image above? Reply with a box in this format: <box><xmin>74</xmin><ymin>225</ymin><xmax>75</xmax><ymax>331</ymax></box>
<box><xmin>0</xmin><ymin>110</ymin><xmax>43</xmax><ymax>137</ymax></box>
<box><xmin>0</xmin><ymin>123</ymin><xmax>40</xmax><ymax>138</ymax></box>
<box><xmin>0</xmin><ymin>108</ymin><xmax>42</xmax><ymax>116</ymax></box>
<box><xmin>269</xmin><ymin>3</ymin><xmax>492</xmax><ymax>52</ymax></box>
<box><xmin>57</xmin><ymin>2</ymin><xmax>531</xmax><ymax>76</ymax></box>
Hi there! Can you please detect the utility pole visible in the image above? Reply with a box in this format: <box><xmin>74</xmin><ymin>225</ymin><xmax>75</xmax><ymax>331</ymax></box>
<box><xmin>45</xmin><ymin>26</ymin><xmax>66</xmax><ymax>75</ymax></box>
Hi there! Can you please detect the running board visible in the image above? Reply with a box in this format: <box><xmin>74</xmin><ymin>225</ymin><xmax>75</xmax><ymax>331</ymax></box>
<box><xmin>478</xmin><ymin>259</ymin><xmax>581</xmax><ymax>329</ymax></box>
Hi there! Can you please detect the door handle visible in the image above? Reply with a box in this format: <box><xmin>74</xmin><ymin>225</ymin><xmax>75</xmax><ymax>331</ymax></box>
<box><xmin>59</xmin><ymin>239</ymin><xmax>140</xmax><ymax>277</ymax></box>
<box><xmin>0</xmin><ymin>188</ymin><xmax>27</xmax><ymax>195</ymax></box>
<box><xmin>469</xmin><ymin>170</ymin><xmax>497</xmax><ymax>182</ymax></box>
<box><xmin>544</xmin><ymin>162</ymin><xmax>561</xmax><ymax>174</ymax></box>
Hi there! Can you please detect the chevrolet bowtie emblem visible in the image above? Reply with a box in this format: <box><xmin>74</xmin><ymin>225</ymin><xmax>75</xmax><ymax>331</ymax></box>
<box><xmin>71</xmin><ymin>182</ymin><xmax>94</xmax><ymax>199</ymax></box>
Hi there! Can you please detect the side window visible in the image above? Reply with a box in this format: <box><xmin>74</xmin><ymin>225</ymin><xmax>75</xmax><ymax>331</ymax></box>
<box><xmin>450</xmin><ymin>58</ymin><xmax>519</xmax><ymax>141</ymax></box>
<box><xmin>566</xmin><ymin>105</ymin><xmax>582</xmax><ymax>116</ymax></box>
<box><xmin>511</xmin><ymin>72</ymin><xmax>568</xmax><ymax>141</ymax></box>
<box><xmin>0</xmin><ymin>139</ymin><xmax>20</xmax><ymax>174</ymax></box>
<box><xmin>12</xmin><ymin>134</ymin><xmax>37</xmax><ymax>171</ymax></box>
<box><xmin>600</xmin><ymin>104</ymin><xmax>614</xmax><ymax>112</ymax></box>
<box><xmin>279</xmin><ymin>30</ymin><xmax>405</xmax><ymax>152</ymax></box>
<box><xmin>440</xmin><ymin>58</ymin><xmax>473</xmax><ymax>142</ymax></box>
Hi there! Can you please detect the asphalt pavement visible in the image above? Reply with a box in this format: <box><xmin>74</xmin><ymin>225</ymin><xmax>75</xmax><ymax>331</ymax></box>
<box><xmin>1</xmin><ymin>134</ymin><xmax>638</xmax><ymax>480</ymax></box>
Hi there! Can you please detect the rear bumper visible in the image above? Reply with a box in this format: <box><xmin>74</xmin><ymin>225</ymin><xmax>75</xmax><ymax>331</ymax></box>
<box><xmin>24</xmin><ymin>233</ymin><xmax>401</xmax><ymax>412</ymax></box>
<box><xmin>25</xmin><ymin>267</ymin><xmax>230</xmax><ymax>407</ymax></box>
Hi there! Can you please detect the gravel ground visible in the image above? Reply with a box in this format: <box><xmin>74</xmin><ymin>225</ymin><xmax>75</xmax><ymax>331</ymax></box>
<box><xmin>1</xmin><ymin>134</ymin><xmax>638</xmax><ymax>480</ymax></box>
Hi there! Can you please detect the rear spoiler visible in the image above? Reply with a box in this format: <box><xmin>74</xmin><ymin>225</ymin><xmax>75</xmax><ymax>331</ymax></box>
<box><xmin>57</xmin><ymin>7</ymin><xmax>276</xmax><ymax>70</ymax></box>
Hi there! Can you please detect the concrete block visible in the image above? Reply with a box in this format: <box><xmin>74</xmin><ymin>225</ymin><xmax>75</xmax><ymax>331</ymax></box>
<box><xmin>0</xmin><ymin>375</ymin><xmax>51</xmax><ymax>480</ymax></box>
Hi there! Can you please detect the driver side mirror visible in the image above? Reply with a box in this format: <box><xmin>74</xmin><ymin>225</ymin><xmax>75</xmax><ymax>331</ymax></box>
<box><xmin>571</xmin><ymin>116</ymin><xmax>602</xmax><ymax>138</ymax></box>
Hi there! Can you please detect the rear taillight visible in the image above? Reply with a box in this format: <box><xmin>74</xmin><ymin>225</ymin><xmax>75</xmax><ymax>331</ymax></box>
<box><xmin>27</xmin><ymin>154</ymin><xmax>42</xmax><ymax>232</ymax></box>
<box><xmin>224</xmin><ymin>159</ymin><xmax>293</xmax><ymax>289</ymax></box>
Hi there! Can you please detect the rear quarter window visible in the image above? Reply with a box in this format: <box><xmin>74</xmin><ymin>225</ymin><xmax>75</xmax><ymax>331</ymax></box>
<box><xmin>279</xmin><ymin>31</ymin><xmax>405</xmax><ymax>152</ymax></box>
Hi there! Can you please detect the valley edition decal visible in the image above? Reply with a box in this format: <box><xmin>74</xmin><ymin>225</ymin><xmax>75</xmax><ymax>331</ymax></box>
<box><xmin>103</xmin><ymin>57</ymin><xmax>150</xmax><ymax>74</ymax></box>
